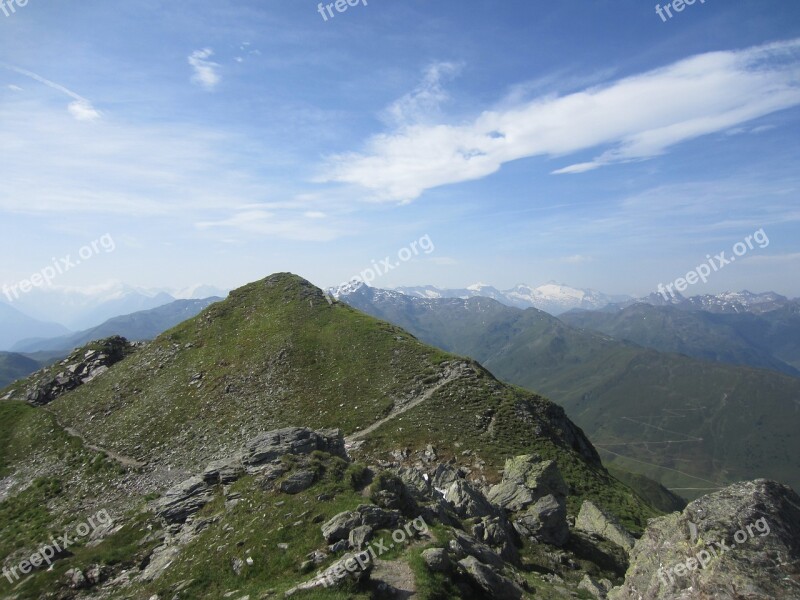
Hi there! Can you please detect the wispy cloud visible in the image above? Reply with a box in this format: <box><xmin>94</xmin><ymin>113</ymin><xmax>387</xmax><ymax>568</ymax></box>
<box><xmin>1</xmin><ymin>64</ymin><xmax>101</xmax><ymax>121</ymax></box>
<box><xmin>383</xmin><ymin>62</ymin><xmax>462</xmax><ymax>126</ymax></box>
<box><xmin>196</xmin><ymin>209</ymin><xmax>344</xmax><ymax>242</ymax></box>
<box><xmin>188</xmin><ymin>48</ymin><xmax>221</xmax><ymax>90</ymax></box>
<box><xmin>321</xmin><ymin>39</ymin><xmax>800</xmax><ymax>203</ymax></box>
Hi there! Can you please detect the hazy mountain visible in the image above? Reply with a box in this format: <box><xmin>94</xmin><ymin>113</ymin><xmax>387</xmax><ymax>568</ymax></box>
<box><xmin>391</xmin><ymin>281</ymin><xmax>632</xmax><ymax>315</ymax></box>
<box><xmin>0</xmin><ymin>301</ymin><xmax>71</xmax><ymax>350</ymax></box>
<box><xmin>0</xmin><ymin>351</ymin><xmax>40</xmax><ymax>388</ymax></box>
<box><xmin>11</xmin><ymin>297</ymin><xmax>223</xmax><ymax>354</ymax></box>
<box><xmin>560</xmin><ymin>302</ymin><xmax>800</xmax><ymax>376</ymax></box>
<box><xmin>336</xmin><ymin>283</ymin><xmax>800</xmax><ymax>498</ymax></box>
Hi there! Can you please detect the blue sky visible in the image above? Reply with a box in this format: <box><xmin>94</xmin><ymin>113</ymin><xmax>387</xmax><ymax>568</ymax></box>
<box><xmin>1</xmin><ymin>0</ymin><xmax>799</xmax><ymax>298</ymax></box>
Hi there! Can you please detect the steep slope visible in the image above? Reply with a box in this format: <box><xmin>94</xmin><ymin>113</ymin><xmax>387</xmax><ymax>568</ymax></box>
<box><xmin>338</xmin><ymin>285</ymin><xmax>800</xmax><ymax>499</ymax></box>
<box><xmin>0</xmin><ymin>352</ymin><xmax>40</xmax><ymax>389</ymax></box>
<box><xmin>560</xmin><ymin>303</ymin><xmax>800</xmax><ymax>376</ymax></box>
<box><xmin>11</xmin><ymin>297</ymin><xmax>222</xmax><ymax>354</ymax></box>
<box><xmin>0</xmin><ymin>301</ymin><xmax>70</xmax><ymax>351</ymax></box>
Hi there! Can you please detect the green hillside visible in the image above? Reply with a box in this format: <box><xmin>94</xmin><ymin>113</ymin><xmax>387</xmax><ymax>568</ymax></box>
<box><xmin>340</xmin><ymin>287</ymin><xmax>800</xmax><ymax>499</ymax></box>
<box><xmin>0</xmin><ymin>352</ymin><xmax>40</xmax><ymax>389</ymax></box>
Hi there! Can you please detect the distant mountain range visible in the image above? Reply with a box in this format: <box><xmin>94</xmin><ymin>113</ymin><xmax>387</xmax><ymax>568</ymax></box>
<box><xmin>3</xmin><ymin>281</ymin><xmax>228</xmax><ymax>331</ymax></box>
<box><xmin>391</xmin><ymin>282</ymin><xmax>632</xmax><ymax>315</ymax></box>
<box><xmin>334</xmin><ymin>282</ymin><xmax>800</xmax><ymax>498</ymax></box>
<box><xmin>0</xmin><ymin>301</ymin><xmax>70</xmax><ymax>351</ymax></box>
<box><xmin>11</xmin><ymin>297</ymin><xmax>223</xmax><ymax>355</ymax></box>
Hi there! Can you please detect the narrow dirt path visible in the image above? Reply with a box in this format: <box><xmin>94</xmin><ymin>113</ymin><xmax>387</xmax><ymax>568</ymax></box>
<box><xmin>346</xmin><ymin>371</ymin><xmax>459</xmax><ymax>443</ymax></box>
<box><xmin>42</xmin><ymin>407</ymin><xmax>146</xmax><ymax>468</ymax></box>
<box><xmin>370</xmin><ymin>559</ymin><xmax>417</xmax><ymax>599</ymax></box>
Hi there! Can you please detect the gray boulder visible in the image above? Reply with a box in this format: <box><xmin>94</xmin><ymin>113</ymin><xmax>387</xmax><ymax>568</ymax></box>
<box><xmin>609</xmin><ymin>480</ymin><xmax>800</xmax><ymax>600</ymax></box>
<box><xmin>203</xmin><ymin>455</ymin><xmax>245</xmax><ymax>484</ymax></box>
<box><xmin>488</xmin><ymin>455</ymin><xmax>568</xmax><ymax>513</ymax></box>
<box><xmin>457</xmin><ymin>556</ymin><xmax>524</xmax><ymax>600</ymax></box>
<box><xmin>576</xmin><ymin>500</ymin><xmax>635</xmax><ymax>553</ymax></box>
<box><xmin>154</xmin><ymin>476</ymin><xmax>215</xmax><ymax>524</ymax></box>
<box><xmin>243</xmin><ymin>427</ymin><xmax>345</xmax><ymax>467</ymax></box>
<box><xmin>449</xmin><ymin>529</ymin><xmax>506</xmax><ymax>570</ymax></box>
<box><xmin>445</xmin><ymin>480</ymin><xmax>500</xmax><ymax>520</ymax></box>
<box><xmin>515</xmin><ymin>494</ymin><xmax>569</xmax><ymax>547</ymax></box>
<box><xmin>422</xmin><ymin>548</ymin><xmax>450</xmax><ymax>573</ymax></box>
<box><xmin>279</xmin><ymin>470</ymin><xmax>317</xmax><ymax>494</ymax></box>
<box><xmin>321</xmin><ymin>511</ymin><xmax>363</xmax><ymax>543</ymax></box>
<box><xmin>348</xmin><ymin>525</ymin><xmax>373</xmax><ymax>550</ymax></box>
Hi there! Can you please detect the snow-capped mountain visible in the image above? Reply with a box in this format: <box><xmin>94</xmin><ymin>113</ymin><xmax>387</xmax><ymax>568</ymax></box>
<box><xmin>394</xmin><ymin>281</ymin><xmax>631</xmax><ymax>315</ymax></box>
<box><xmin>681</xmin><ymin>291</ymin><xmax>789</xmax><ymax>314</ymax></box>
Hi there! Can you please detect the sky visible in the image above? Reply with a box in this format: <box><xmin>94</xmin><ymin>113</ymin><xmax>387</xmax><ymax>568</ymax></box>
<box><xmin>1</xmin><ymin>0</ymin><xmax>799</xmax><ymax>300</ymax></box>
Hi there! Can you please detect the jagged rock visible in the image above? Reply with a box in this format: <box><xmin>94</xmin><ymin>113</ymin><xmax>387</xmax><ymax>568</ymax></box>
<box><xmin>579</xmin><ymin>574</ymin><xmax>613</xmax><ymax>598</ymax></box>
<box><xmin>396</xmin><ymin>466</ymin><xmax>432</xmax><ymax>498</ymax></box>
<box><xmin>445</xmin><ymin>479</ymin><xmax>500</xmax><ymax>520</ymax></box>
<box><xmin>576</xmin><ymin>500</ymin><xmax>635</xmax><ymax>553</ymax></box>
<box><xmin>609</xmin><ymin>480</ymin><xmax>800</xmax><ymax>600</ymax></box>
<box><xmin>155</xmin><ymin>476</ymin><xmax>215</xmax><ymax>524</ymax></box>
<box><xmin>422</xmin><ymin>548</ymin><xmax>450</xmax><ymax>572</ymax></box>
<box><xmin>472</xmin><ymin>516</ymin><xmax>519</xmax><ymax>563</ymax></box>
<box><xmin>285</xmin><ymin>551</ymin><xmax>372</xmax><ymax>596</ymax></box>
<box><xmin>243</xmin><ymin>427</ymin><xmax>345</xmax><ymax>467</ymax></box>
<box><xmin>321</xmin><ymin>511</ymin><xmax>363</xmax><ymax>543</ymax></box>
<box><xmin>25</xmin><ymin>336</ymin><xmax>133</xmax><ymax>406</ymax></box>
<box><xmin>449</xmin><ymin>529</ymin><xmax>506</xmax><ymax>570</ymax></box>
<box><xmin>457</xmin><ymin>556</ymin><xmax>524</xmax><ymax>600</ymax></box>
<box><xmin>85</xmin><ymin>564</ymin><xmax>106</xmax><ymax>586</ymax></box>
<box><xmin>279</xmin><ymin>470</ymin><xmax>317</xmax><ymax>494</ymax></box>
<box><xmin>356</xmin><ymin>504</ymin><xmax>401</xmax><ymax>529</ymax></box>
<box><xmin>203</xmin><ymin>455</ymin><xmax>245</xmax><ymax>484</ymax></box>
<box><xmin>432</xmin><ymin>463</ymin><xmax>461</xmax><ymax>491</ymax></box>
<box><xmin>488</xmin><ymin>455</ymin><xmax>568</xmax><ymax>513</ymax></box>
<box><xmin>232</xmin><ymin>557</ymin><xmax>244</xmax><ymax>576</ymax></box>
<box><xmin>515</xmin><ymin>494</ymin><xmax>569</xmax><ymax>547</ymax></box>
<box><xmin>370</xmin><ymin>471</ymin><xmax>419</xmax><ymax>514</ymax></box>
<box><xmin>348</xmin><ymin>525</ymin><xmax>373</xmax><ymax>550</ymax></box>
<box><xmin>64</xmin><ymin>568</ymin><xmax>87</xmax><ymax>589</ymax></box>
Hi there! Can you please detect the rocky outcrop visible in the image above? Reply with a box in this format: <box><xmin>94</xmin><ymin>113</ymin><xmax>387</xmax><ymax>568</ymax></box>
<box><xmin>154</xmin><ymin>476</ymin><xmax>215</xmax><ymax>524</ymax></box>
<box><xmin>514</xmin><ymin>493</ymin><xmax>569</xmax><ymax>547</ymax></box>
<box><xmin>244</xmin><ymin>427</ymin><xmax>346</xmax><ymax>467</ymax></box>
<box><xmin>445</xmin><ymin>479</ymin><xmax>501</xmax><ymax>520</ymax></box>
<box><xmin>457</xmin><ymin>556</ymin><xmax>525</xmax><ymax>600</ymax></box>
<box><xmin>609</xmin><ymin>479</ymin><xmax>800</xmax><ymax>599</ymax></box>
<box><xmin>576</xmin><ymin>500</ymin><xmax>635</xmax><ymax>553</ymax></box>
<box><xmin>24</xmin><ymin>336</ymin><xmax>134</xmax><ymax>406</ymax></box>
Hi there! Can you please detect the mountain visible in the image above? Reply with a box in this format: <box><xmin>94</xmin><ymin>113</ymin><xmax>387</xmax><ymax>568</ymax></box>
<box><xmin>0</xmin><ymin>352</ymin><xmax>40</xmax><ymax>388</ymax></box>
<box><xmin>0</xmin><ymin>273</ymin><xmax>675</xmax><ymax>599</ymax></box>
<box><xmin>560</xmin><ymin>302</ymin><xmax>800</xmax><ymax>376</ymax></box>
<box><xmin>390</xmin><ymin>282</ymin><xmax>632</xmax><ymax>315</ymax></box>
<box><xmin>9</xmin><ymin>281</ymin><xmax>177</xmax><ymax>330</ymax></box>
<box><xmin>0</xmin><ymin>301</ymin><xmax>71</xmax><ymax>351</ymax></box>
<box><xmin>10</xmin><ymin>297</ymin><xmax>223</xmax><ymax>354</ymax></box>
<box><xmin>335</xmin><ymin>284</ymin><xmax>800</xmax><ymax>499</ymax></box>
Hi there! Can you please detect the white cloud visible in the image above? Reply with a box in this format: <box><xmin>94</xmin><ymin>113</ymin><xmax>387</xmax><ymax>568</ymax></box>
<box><xmin>383</xmin><ymin>62</ymin><xmax>462</xmax><ymax>126</ymax></box>
<box><xmin>188</xmin><ymin>48</ymin><xmax>221</xmax><ymax>90</ymax></box>
<box><xmin>321</xmin><ymin>39</ymin><xmax>800</xmax><ymax>203</ymax></box>
<box><xmin>7</xmin><ymin>84</ymin><xmax>22</xmax><ymax>92</ymax></box>
<box><xmin>2</xmin><ymin>65</ymin><xmax>101</xmax><ymax>121</ymax></box>
<box><xmin>196</xmin><ymin>209</ymin><xmax>343</xmax><ymax>241</ymax></box>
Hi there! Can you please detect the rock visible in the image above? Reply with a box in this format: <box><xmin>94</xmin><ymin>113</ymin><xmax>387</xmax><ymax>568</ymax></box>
<box><xmin>285</xmin><ymin>552</ymin><xmax>372</xmax><ymax>596</ymax></box>
<box><xmin>457</xmin><ymin>556</ymin><xmax>524</xmax><ymax>600</ymax></box>
<box><xmin>432</xmin><ymin>463</ymin><xmax>461</xmax><ymax>490</ymax></box>
<box><xmin>64</xmin><ymin>568</ymin><xmax>87</xmax><ymax>589</ymax></box>
<box><xmin>472</xmin><ymin>516</ymin><xmax>519</xmax><ymax>563</ymax></box>
<box><xmin>328</xmin><ymin>540</ymin><xmax>349</xmax><ymax>553</ymax></box>
<box><xmin>422</xmin><ymin>548</ymin><xmax>450</xmax><ymax>573</ymax></box>
<box><xmin>515</xmin><ymin>494</ymin><xmax>569</xmax><ymax>547</ymax></box>
<box><xmin>243</xmin><ymin>427</ymin><xmax>345</xmax><ymax>467</ymax></box>
<box><xmin>445</xmin><ymin>480</ymin><xmax>500</xmax><ymax>520</ymax></box>
<box><xmin>396</xmin><ymin>466</ymin><xmax>432</xmax><ymax>499</ymax></box>
<box><xmin>155</xmin><ymin>476</ymin><xmax>215</xmax><ymax>524</ymax></box>
<box><xmin>579</xmin><ymin>574</ymin><xmax>612</xmax><ymax>598</ymax></box>
<box><xmin>348</xmin><ymin>525</ymin><xmax>373</xmax><ymax>550</ymax></box>
<box><xmin>576</xmin><ymin>500</ymin><xmax>635</xmax><ymax>553</ymax></box>
<box><xmin>279</xmin><ymin>470</ymin><xmax>317</xmax><ymax>494</ymax></box>
<box><xmin>85</xmin><ymin>564</ymin><xmax>105</xmax><ymax>585</ymax></box>
<box><xmin>203</xmin><ymin>455</ymin><xmax>245</xmax><ymax>484</ymax></box>
<box><xmin>356</xmin><ymin>504</ymin><xmax>401</xmax><ymax>529</ymax></box>
<box><xmin>488</xmin><ymin>456</ymin><xmax>568</xmax><ymax>513</ymax></box>
<box><xmin>609</xmin><ymin>480</ymin><xmax>800</xmax><ymax>600</ymax></box>
<box><xmin>232</xmin><ymin>558</ymin><xmax>244</xmax><ymax>576</ymax></box>
<box><xmin>449</xmin><ymin>529</ymin><xmax>506</xmax><ymax>570</ymax></box>
<box><xmin>321</xmin><ymin>511</ymin><xmax>362</xmax><ymax>543</ymax></box>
